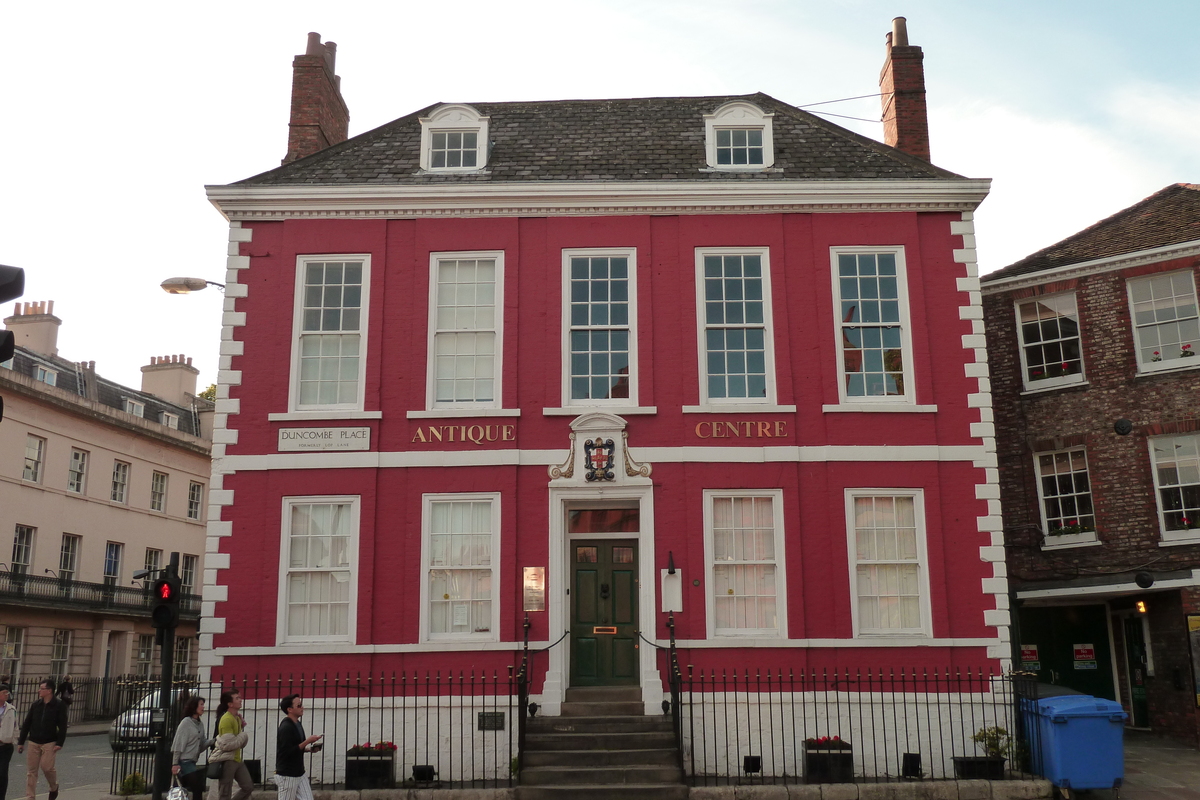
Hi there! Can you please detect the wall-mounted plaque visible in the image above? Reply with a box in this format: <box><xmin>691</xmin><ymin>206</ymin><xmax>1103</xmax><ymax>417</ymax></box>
<box><xmin>523</xmin><ymin>567</ymin><xmax>545</xmax><ymax>612</ymax></box>
<box><xmin>278</xmin><ymin>427</ymin><xmax>370</xmax><ymax>452</ymax></box>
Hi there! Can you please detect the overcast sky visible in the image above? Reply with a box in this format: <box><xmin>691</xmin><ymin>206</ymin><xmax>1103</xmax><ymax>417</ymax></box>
<box><xmin>2</xmin><ymin>0</ymin><xmax>1197</xmax><ymax>390</ymax></box>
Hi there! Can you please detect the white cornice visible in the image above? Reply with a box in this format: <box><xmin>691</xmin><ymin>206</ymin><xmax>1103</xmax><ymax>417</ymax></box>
<box><xmin>981</xmin><ymin>239</ymin><xmax>1200</xmax><ymax>294</ymax></box>
<box><xmin>205</xmin><ymin>179</ymin><xmax>991</xmax><ymax>220</ymax></box>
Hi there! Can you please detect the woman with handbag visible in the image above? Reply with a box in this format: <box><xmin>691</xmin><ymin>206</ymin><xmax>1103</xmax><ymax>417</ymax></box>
<box><xmin>170</xmin><ymin>696</ymin><xmax>212</xmax><ymax>800</ymax></box>
<box><xmin>209</xmin><ymin>690</ymin><xmax>252</xmax><ymax>800</ymax></box>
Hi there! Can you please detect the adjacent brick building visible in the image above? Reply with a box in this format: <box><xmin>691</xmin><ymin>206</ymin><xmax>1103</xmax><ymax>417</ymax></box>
<box><xmin>982</xmin><ymin>184</ymin><xmax>1200</xmax><ymax>745</ymax></box>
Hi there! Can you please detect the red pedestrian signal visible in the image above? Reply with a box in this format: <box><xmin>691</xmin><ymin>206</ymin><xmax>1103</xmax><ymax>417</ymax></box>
<box><xmin>151</xmin><ymin>576</ymin><xmax>181</xmax><ymax>629</ymax></box>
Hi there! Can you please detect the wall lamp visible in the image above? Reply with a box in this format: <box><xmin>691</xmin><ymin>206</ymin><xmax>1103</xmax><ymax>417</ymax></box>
<box><xmin>160</xmin><ymin>277</ymin><xmax>226</xmax><ymax>295</ymax></box>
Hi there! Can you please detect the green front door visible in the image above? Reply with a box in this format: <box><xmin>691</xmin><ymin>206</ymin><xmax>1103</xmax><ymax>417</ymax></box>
<box><xmin>570</xmin><ymin>539</ymin><xmax>639</xmax><ymax>686</ymax></box>
<box><xmin>1015</xmin><ymin>604</ymin><xmax>1116</xmax><ymax>700</ymax></box>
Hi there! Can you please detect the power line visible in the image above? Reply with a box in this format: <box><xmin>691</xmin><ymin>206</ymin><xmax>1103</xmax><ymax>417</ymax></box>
<box><xmin>797</xmin><ymin>92</ymin><xmax>886</xmax><ymax>109</ymax></box>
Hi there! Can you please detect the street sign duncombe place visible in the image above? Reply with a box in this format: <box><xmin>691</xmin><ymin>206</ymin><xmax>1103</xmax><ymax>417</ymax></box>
<box><xmin>278</xmin><ymin>426</ymin><xmax>371</xmax><ymax>452</ymax></box>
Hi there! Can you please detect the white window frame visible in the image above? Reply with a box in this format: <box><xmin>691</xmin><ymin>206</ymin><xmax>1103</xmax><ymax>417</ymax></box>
<box><xmin>124</xmin><ymin>398</ymin><xmax>145</xmax><ymax>417</ymax></box>
<box><xmin>103</xmin><ymin>541</ymin><xmax>123</xmax><ymax>586</ymax></box>
<box><xmin>561</xmin><ymin>248</ymin><xmax>639</xmax><ymax>408</ymax></box>
<box><xmin>1127</xmin><ymin>270</ymin><xmax>1200</xmax><ymax>373</ymax></box>
<box><xmin>181</xmin><ymin>554</ymin><xmax>198</xmax><ymax>595</ymax></box>
<box><xmin>694</xmin><ymin>247</ymin><xmax>778</xmax><ymax>406</ymax></box>
<box><xmin>419</xmin><ymin>492</ymin><xmax>502</xmax><ymax>643</ymax></box>
<box><xmin>288</xmin><ymin>255</ymin><xmax>371</xmax><ymax>413</ymax></box>
<box><xmin>703</xmin><ymin>101</ymin><xmax>775</xmax><ymax>171</ymax></box>
<box><xmin>1</xmin><ymin>627</ymin><xmax>24</xmax><ymax>683</ymax></box>
<box><xmin>161</xmin><ymin>411</ymin><xmax>180</xmax><ymax>429</ymax></box>
<box><xmin>173</xmin><ymin>636</ymin><xmax>192</xmax><ymax>679</ymax></box>
<box><xmin>845</xmin><ymin>489</ymin><xmax>932</xmax><ymax>638</ymax></box>
<box><xmin>702</xmin><ymin>489</ymin><xmax>787</xmax><ymax>639</ymax></box>
<box><xmin>35</xmin><ymin>366</ymin><xmax>57</xmax><ymax>386</ymax></box>
<box><xmin>1015</xmin><ymin>292</ymin><xmax>1086</xmax><ymax>391</ymax></box>
<box><xmin>134</xmin><ymin>633</ymin><xmax>155</xmax><ymax>678</ymax></box>
<box><xmin>831</xmin><ymin>246</ymin><xmax>916</xmax><ymax>406</ymax></box>
<box><xmin>23</xmin><ymin>435</ymin><xmax>45</xmax><ymax>483</ymax></box>
<box><xmin>59</xmin><ymin>534</ymin><xmax>80</xmax><ymax>581</ymax></box>
<box><xmin>68</xmin><ymin>448</ymin><xmax>88</xmax><ymax>493</ymax></box>
<box><xmin>1034</xmin><ymin>448</ymin><xmax>1099</xmax><ymax>547</ymax></box>
<box><xmin>150</xmin><ymin>471</ymin><xmax>168</xmax><ymax>513</ymax></box>
<box><xmin>50</xmin><ymin>629</ymin><xmax>71</xmax><ymax>677</ymax></box>
<box><xmin>425</xmin><ymin>251</ymin><xmax>505</xmax><ymax>411</ymax></box>
<box><xmin>143</xmin><ymin>548</ymin><xmax>162</xmax><ymax>575</ymax></box>
<box><xmin>11</xmin><ymin>525</ymin><xmax>35</xmax><ymax>575</ymax></box>
<box><xmin>419</xmin><ymin>104</ymin><xmax>489</xmax><ymax>173</ymax></box>
<box><xmin>187</xmin><ymin>482</ymin><xmax>204</xmax><ymax>521</ymax></box>
<box><xmin>277</xmin><ymin>496</ymin><xmax>359</xmax><ymax>645</ymax></box>
<box><xmin>111</xmin><ymin>461</ymin><xmax>130</xmax><ymax>504</ymax></box>
<box><xmin>1150</xmin><ymin>433</ymin><xmax>1200</xmax><ymax>544</ymax></box>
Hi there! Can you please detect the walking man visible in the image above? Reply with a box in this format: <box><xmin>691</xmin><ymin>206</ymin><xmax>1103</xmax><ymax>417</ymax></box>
<box><xmin>16</xmin><ymin>680</ymin><xmax>67</xmax><ymax>800</ymax></box>
<box><xmin>273</xmin><ymin>694</ymin><xmax>322</xmax><ymax>800</ymax></box>
<box><xmin>0</xmin><ymin>683</ymin><xmax>16</xmax><ymax>800</ymax></box>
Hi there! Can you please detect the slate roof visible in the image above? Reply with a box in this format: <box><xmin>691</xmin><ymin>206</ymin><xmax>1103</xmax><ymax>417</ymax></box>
<box><xmin>985</xmin><ymin>184</ymin><xmax>1200</xmax><ymax>282</ymax></box>
<box><xmin>236</xmin><ymin>93</ymin><xmax>964</xmax><ymax>186</ymax></box>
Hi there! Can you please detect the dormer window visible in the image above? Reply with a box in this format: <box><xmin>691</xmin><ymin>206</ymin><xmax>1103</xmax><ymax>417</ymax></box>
<box><xmin>420</xmin><ymin>104</ymin><xmax>489</xmax><ymax>173</ymax></box>
<box><xmin>704</xmin><ymin>101</ymin><xmax>775</xmax><ymax>171</ymax></box>
<box><xmin>124</xmin><ymin>398</ymin><xmax>145</xmax><ymax>417</ymax></box>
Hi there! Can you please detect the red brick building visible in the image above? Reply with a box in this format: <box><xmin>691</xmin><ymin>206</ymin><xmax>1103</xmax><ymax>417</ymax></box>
<box><xmin>982</xmin><ymin>184</ymin><xmax>1200</xmax><ymax>745</ymax></box>
<box><xmin>198</xmin><ymin>26</ymin><xmax>1005</xmax><ymax>767</ymax></box>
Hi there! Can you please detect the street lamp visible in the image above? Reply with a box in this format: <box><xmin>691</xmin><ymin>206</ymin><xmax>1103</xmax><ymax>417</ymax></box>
<box><xmin>160</xmin><ymin>277</ymin><xmax>225</xmax><ymax>294</ymax></box>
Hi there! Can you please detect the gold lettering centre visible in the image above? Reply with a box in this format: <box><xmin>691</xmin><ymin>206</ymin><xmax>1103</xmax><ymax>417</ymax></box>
<box><xmin>694</xmin><ymin>420</ymin><xmax>788</xmax><ymax>439</ymax></box>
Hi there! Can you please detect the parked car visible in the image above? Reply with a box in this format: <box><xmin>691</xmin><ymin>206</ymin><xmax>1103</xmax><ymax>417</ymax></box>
<box><xmin>108</xmin><ymin>689</ymin><xmax>186</xmax><ymax>751</ymax></box>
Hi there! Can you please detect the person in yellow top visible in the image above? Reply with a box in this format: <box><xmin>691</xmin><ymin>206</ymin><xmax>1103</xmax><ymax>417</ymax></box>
<box><xmin>211</xmin><ymin>690</ymin><xmax>252</xmax><ymax>800</ymax></box>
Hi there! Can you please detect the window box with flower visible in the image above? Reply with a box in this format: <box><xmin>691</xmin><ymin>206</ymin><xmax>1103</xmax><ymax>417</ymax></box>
<box><xmin>804</xmin><ymin>736</ymin><xmax>853</xmax><ymax>783</ymax></box>
<box><xmin>345</xmin><ymin>741</ymin><xmax>397</xmax><ymax>789</ymax></box>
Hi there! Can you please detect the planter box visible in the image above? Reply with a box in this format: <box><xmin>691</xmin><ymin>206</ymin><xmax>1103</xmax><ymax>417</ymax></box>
<box><xmin>804</xmin><ymin>746</ymin><xmax>854</xmax><ymax>784</ymax></box>
<box><xmin>952</xmin><ymin>756</ymin><xmax>1006</xmax><ymax>780</ymax></box>
<box><xmin>345</xmin><ymin>753</ymin><xmax>396</xmax><ymax>789</ymax></box>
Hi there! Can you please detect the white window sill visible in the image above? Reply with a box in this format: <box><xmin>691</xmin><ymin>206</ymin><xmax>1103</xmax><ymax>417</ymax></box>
<box><xmin>823</xmin><ymin>404</ymin><xmax>938</xmax><ymax>413</ymax></box>
<box><xmin>543</xmin><ymin>406</ymin><xmax>657</xmax><ymax>416</ymax></box>
<box><xmin>854</xmin><ymin>630</ymin><xmax>931</xmax><ymax>639</ymax></box>
<box><xmin>684</xmin><ymin>404</ymin><xmax>797</xmax><ymax>414</ymax></box>
<box><xmin>269</xmin><ymin>411</ymin><xmax>383</xmax><ymax>421</ymax></box>
<box><xmin>1159</xmin><ymin>531</ymin><xmax>1200</xmax><ymax>546</ymax></box>
<box><xmin>407</xmin><ymin>408</ymin><xmax>520</xmax><ymax>419</ymax></box>
<box><xmin>1021</xmin><ymin>380</ymin><xmax>1089</xmax><ymax>396</ymax></box>
<box><xmin>711</xmin><ymin>630</ymin><xmax>782</xmax><ymax>639</ymax></box>
<box><xmin>1136</xmin><ymin>361</ymin><xmax>1200</xmax><ymax>377</ymax></box>
<box><xmin>698</xmin><ymin>166</ymin><xmax>784</xmax><ymax>174</ymax></box>
<box><xmin>1041</xmin><ymin>535</ymin><xmax>1101</xmax><ymax>550</ymax></box>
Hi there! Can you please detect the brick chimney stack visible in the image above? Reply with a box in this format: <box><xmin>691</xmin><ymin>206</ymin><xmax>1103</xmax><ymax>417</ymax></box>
<box><xmin>282</xmin><ymin>32</ymin><xmax>349</xmax><ymax>165</ymax></box>
<box><xmin>879</xmin><ymin>17</ymin><xmax>931</xmax><ymax>162</ymax></box>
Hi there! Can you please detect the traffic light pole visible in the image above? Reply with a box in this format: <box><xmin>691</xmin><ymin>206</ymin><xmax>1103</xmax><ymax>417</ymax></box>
<box><xmin>152</xmin><ymin>552</ymin><xmax>179</xmax><ymax>800</ymax></box>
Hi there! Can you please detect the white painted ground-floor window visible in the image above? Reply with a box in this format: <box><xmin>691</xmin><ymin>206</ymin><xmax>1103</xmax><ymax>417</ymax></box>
<box><xmin>421</xmin><ymin>493</ymin><xmax>500</xmax><ymax>642</ymax></box>
<box><xmin>846</xmin><ymin>490</ymin><xmax>931</xmax><ymax>637</ymax></box>
<box><xmin>703</xmin><ymin>489</ymin><xmax>787</xmax><ymax>638</ymax></box>
<box><xmin>279</xmin><ymin>497</ymin><xmax>358</xmax><ymax>644</ymax></box>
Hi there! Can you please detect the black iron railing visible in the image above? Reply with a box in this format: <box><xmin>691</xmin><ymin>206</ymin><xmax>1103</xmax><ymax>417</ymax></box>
<box><xmin>0</xmin><ymin>571</ymin><xmax>200</xmax><ymax>618</ymax></box>
<box><xmin>680</xmin><ymin>667</ymin><xmax>1040</xmax><ymax>785</ymax></box>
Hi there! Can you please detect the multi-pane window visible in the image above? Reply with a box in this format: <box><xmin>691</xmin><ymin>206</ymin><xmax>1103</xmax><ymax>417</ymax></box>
<box><xmin>424</xmin><ymin>495</ymin><xmax>498</xmax><ymax>640</ymax></box>
<box><xmin>103</xmin><ymin>542</ymin><xmax>123</xmax><ymax>586</ymax></box>
<box><xmin>699</xmin><ymin>251</ymin><xmax>772</xmax><ymax>402</ymax></box>
<box><xmin>161</xmin><ymin>412</ymin><xmax>179</xmax><ymax>430</ymax></box>
<box><xmin>181</xmin><ymin>554</ymin><xmax>198</xmax><ymax>595</ymax></box>
<box><xmin>11</xmin><ymin>526</ymin><xmax>34</xmax><ymax>575</ymax></box>
<box><xmin>1035</xmin><ymin>449</ymin><xmax>1096</xmax><ymax>537</ymax></box>
<box><xmin>35</xmin><ymin>366</ymin><xmax>57</xmax><ymax>386</ymax></box>
<box><xmin>715</xmin><ymin>128</ymin><xmax>764</xmax><ymax>166</ymax></box>
<box><xmin>187</xmin><ymin>482</ymin><xmax>204</xmax><ymax>521</ymax></box>
<box><xmin>135</xmin><ymin>634</ymin><xmax>155</xmax><ymax>679</ymax></box>
<box><xmin>23</xmin><ymin>435</ymin><xmax>45</xmax><ymax>482</ymax></box>
<box><xmin>173</xmin><ymin>637</ymin><xmax>192</xmax><ymax>679</ymax></box>
<box><xmin>144</xmin><ymin>548</ymin><xmax>162</xmax><ymax>575</ymax></box>
<box><xmin>1018</xmin><ymin>294</ymin><xmax>1084</xmax><ymax>388</ymax></box>
<box><xmin>1</xmin><ymin>627</ymin><xmax>24</xmax><ymax>682</ymax></box>
<box><xmin>50</xmin><ymin>630</ymin><xmax>71</xmax><ymax>677</ymax></box>
<box><xmin>111</xmin><ymin>461</ymin><xmax>130</xmax><ymax>503</ymax></box>
<box><xmin>706</xmin><ymin>492</ymin><xmax>784</xmax><ymax>636</ymax></box>
<box><xmin>848</xmin><ymin>492</ymin><xmax>928</xmax><ymax>635</ymax></box>
<box><xmin>59</xmin><ymin>534</ymin><xmax>80</xmax><ymax>581</ymax></box>
<box><xmin>150</xmin><ymin>472</ymin><xmax>167</xmax><ymax>512</ymax></box>
<box><xmin>295</xmin><ymin>259</ymin><xmax>365</xmax><ymax>409</ymax></box>
<box><xmin>1152</xmin><ymin>434</ymin><xmax>1200</xmax><ymax>535</ymax></box>
<box><xmin>567</xmin><ymin>252</ymin><xmax>634</xmax><ymax>403</ymax></box>
<box><xmin>124</xmin><ymin>398</ymin><xmax>145</xmax><ymax>417</ymax></box>
<box><xmin>430</xmin><ymin>131</ymin><xmax>478</xmax><ymax>169</ymax></box>
<box><xmin>68</xmin><ymin>449</ymin><xmax>88</xmax><ymax>493</ymax></box>
<box><xmin>283</xmin><ymin>499</ymin><xmax>356</xmax><ymax>641</ymax></box>
<box><xmin>431</xmin><ymin>255</ymin><xmax>500</xmax><ymax>407</ymax></box>
<box><xmin>835</xmin><ymin>250</ymin><xmax>910</xmax><ymax>399</ymax></box>
<box><xmin>1129</xmin><ymin>271</ymin><xmax>1200</xmax><ymax>371</ymax></box>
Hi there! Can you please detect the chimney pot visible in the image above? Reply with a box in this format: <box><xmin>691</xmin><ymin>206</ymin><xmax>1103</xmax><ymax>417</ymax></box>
<box><xmin>283</xmin><ymin>32</ymin><xmax>350</xmax><ymax>165</ymax></box>
<box><xmin>879</xmin><ymin>18</ymin><xmax>931</xmax><ymax>161</ymax></box>
<box><xmin>891</xmin><ymin>17</ymin><xmax>909</xmax><ymax>47</ymax></box>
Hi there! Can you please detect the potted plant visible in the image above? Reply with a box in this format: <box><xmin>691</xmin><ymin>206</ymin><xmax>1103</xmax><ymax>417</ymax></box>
<box><xmin>952</xmin><ymin>726</ymin><xmax>1009</xmax><ymax>780</ymax></box>
<box><xmin>345</xmin><ymin>741</ymin><xmax>398</xmax><ymax>789</ymax></box>
<box><xmin>804</xmin><ymin>735</ymin><xmax>853</xmax><ymax>783</ymax></box>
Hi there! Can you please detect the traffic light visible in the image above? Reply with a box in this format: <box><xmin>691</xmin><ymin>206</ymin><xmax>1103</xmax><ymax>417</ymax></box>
<box><xmin>0</xmin><ymin>264</ymin><xmax>26</xmax><ymax>425</ymax></box>
<box><xmin>151</xmin><ymin>574</ymin><xmax>182</xmax><ymax>630</ymax></box>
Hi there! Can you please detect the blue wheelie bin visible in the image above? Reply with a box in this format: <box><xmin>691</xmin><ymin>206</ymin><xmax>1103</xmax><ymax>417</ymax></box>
<box><xmin>1024</xmin><ymin>694</ymin><xmax>1127</xmax><ymax>792</ymax></box>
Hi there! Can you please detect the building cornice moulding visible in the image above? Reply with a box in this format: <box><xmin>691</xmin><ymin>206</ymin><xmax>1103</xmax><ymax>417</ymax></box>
<box><xmin>205</xmin><ymin>179</ymin><xmax>992</xmax><ymax>220</ymax></box>
<box><xmin>981</xmin><ymin>239</ymin><xmax>1200</xmax><ymax>295</ymax></box>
